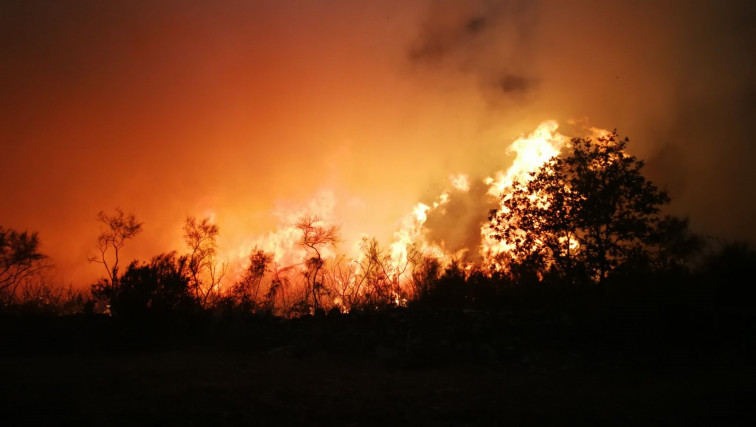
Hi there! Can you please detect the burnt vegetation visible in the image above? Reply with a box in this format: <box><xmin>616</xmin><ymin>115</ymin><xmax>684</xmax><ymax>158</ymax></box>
<box><xmin>2</xmin><ymin>133</ymin><xmax>755</xmax><ymax>424</ymax></box>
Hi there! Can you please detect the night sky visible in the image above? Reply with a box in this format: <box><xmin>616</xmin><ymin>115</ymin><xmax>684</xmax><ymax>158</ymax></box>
<box><xmin>2</xmin><ymin>0</ymin><xmax>755</xmax><ymax>285</ymax></box>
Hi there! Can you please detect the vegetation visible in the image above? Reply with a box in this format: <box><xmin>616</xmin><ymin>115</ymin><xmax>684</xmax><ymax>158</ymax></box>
<box><xmin>296</xmin><ymin>216</ymin><xmax>339</xmax><ymax>313</ymax></box>
<box><xmin>91</xmin><ymin>252</ymin><xmax>199</xmax><ymax>318</ymax></box>
<box><xmin>226</xmin><ymin>247</ymin><xmax>273</xmax><ymax>313</ymax></box>
<box><xmin>184</xmin><ymin>216</ymin><xmax>226</xmax><ymax>307</ymax></box>
<box><xmin>0</xmin><ymin>226</ymin><xmax>49</xmax><ymax>305</ymax></box>
<box><xmin>88</xmin><ymin>208</ymin><xmax>143</xmax><ymax>282</ymax></box>
<box><xmin>488</xmin><ymin>132</ymin><xmax>693</xmax><ymax>284</ymax></box>
<box><xmin>1</xmin><ymin>131</ymin><xmax>754</xmax><ymax>425</ymax></box>
<box><xmin>2</xmin><ymin>131</ymin><xmax>752</xmax><ymax>317</ymax></box>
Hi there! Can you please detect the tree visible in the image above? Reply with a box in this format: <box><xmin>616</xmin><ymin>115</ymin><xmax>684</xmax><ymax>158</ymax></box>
<box><xmin>183</xmin><ymin>216</ymin><xmax>226</xmax><ymax>307</ymax></box>
<box><xmin>230</xmin><ymin>247</ymin><xmax>272</xmax><ymax>312</ymax></box>
<box><xmin>328</xmin><ymin>237</ymin><xmax>405</xmax><ymax>312</ymax></box>
<box><xmin>353</xmin><ymin>237</ymin><xmax>411</xmax><ymax>308</ymax></box>
<box><xmin>489</xmin><ymin>131</ymin><xmax>675</xmax><ymax>284</ymax></box>
<box><xmin>92</xmin><ymin>252</ymin><xmax>198</xmax><ymax>317</ymax></box>
<box><xmin>0</xmin><ymin>226</ymin><xmax>49</xmax><ymax>303</ymax></box>
<box><xmin>88</xmin><ymin>208</ymin><xmax>143</xmax><ymax>282</ymax></box>
<box><xmin>296</xmin><ymin>216</ymin><xmax>339</xmax><ymax>312</ymax></box>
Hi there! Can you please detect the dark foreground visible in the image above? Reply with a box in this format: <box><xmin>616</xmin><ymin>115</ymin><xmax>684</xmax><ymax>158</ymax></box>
<box><xmin>2</xmin><ymin>309</ymin><xmax>754</xmax><ymax>425</ymax></box>
<box><xmin>3</xmin><ymin>352</ymin><xmax>754</xmax><ymax>426</ymax></box>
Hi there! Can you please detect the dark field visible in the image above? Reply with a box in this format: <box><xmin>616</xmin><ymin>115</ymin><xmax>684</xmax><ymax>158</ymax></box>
<box><xmin>3</xmin><ymin>352</ymin><xmax>754</xmax><ymax>426</ymax></box>
<box><xmin>2</xmin><ymin>310</ymin><xmax>754</xmax><ymax>425</ymax></box>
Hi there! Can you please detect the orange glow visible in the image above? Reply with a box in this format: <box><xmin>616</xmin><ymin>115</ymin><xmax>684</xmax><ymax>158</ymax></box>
<box><xmin>484</xmin><ymin>121</ymin><xmax>567</xmax><ymax>197</ymax></box>
<box><xmin>480</xmin><ymin>121</ymin><xmax>569</xmax><ymax>266</ymax></box>
<box><xmin>185</xmin><ymin>120</ymin><xmax>609</xmax><ymax>305</ymax></box>
<box><xmin>3</xmin><ymin>1</ymin><xmax>754</xmax><ymax>292</ymax></box>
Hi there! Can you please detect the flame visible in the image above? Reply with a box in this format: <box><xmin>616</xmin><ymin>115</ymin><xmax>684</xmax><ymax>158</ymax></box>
<box><xmin>480</xmin><ymin>121</ymin><xmax>569</xmax><ymax>265</ymax></box>
<box><xmin>449</xmin><ymin>173</ymin><xmax>470</xmax><ymax>192</ymax></box>
<box><xmin>485</xmin><ymin>120</ymin><xmax>567</xmax><ymax>197</ymax></box>
<box><xmin>188</xmin><ymin>120</ymin><xmax>608</xmax><ymax>312</ymax></box>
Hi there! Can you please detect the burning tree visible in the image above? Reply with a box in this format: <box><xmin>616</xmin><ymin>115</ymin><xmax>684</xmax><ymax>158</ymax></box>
<box><xmin>296</xmin><ymin>216</ymin><xmax>339</xmax><ymax>312</ymax></box>
<box><xmin>489</xmin><ymin>131</ymin><xmax>674</xmax><ymax>284</ymax></box>
<box><xmin>230</xmin><ymin>247</ymin><xmax>273</xmax><ymax>312</ymax></box>
<box><xmin>329</xmin><ymin>237</ymin><xmax>410</xmax><ymax>312</ymax></box>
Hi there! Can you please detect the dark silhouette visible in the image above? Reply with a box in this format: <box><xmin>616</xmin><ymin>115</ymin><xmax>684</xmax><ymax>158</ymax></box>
<box><xmin>488</xmin><ymin>132</ymin><xmax>693</xmax><ymax>284</ymax></box>
<box><xmin>334</xmin><ymin>237</ymin><xmax>408</xmax><ymax>311</ymax></box>
<box><xmin>88</xmin><ymin>208</ymin><xmax>143</xmax><ymax>282</ymax></box>
<box><xmin>183</xmin><ymin>216</ymin><xmax>226</xmax><ymax>307</ymax></box>
<box><xmin>0</xmin><ymin>226</ymin><xmax>49</xmax><ymax>304</ymax></box>
<box><xmin>296</xmin><ymin>216</ymin><xmax>339</xmax><ymax>313</ymax></box>
<box><xmin>91</xmin><ymin>251</ymin><xmax>199</xmax><ymax>318</ymax></box>
<box><xmin>227</xmin><ymin>247</ymin><xmax>272</xmax><ymax>313</ymax></box>
<box><xmin>699</xmin><ymin>241</ymin><xmax>756</xmax><ymax>308</ymax></box>
<box><xmin>1</xmin><ymin>131</ymin><xmax>754</xmax><ymax>427</ymax></box>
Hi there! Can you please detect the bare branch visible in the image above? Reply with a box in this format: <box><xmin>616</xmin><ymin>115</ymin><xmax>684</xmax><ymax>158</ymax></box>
<box><xmin>88</xmin><ymin>208</ymin><xmax>143</xmax><ymax>281</ymax></box>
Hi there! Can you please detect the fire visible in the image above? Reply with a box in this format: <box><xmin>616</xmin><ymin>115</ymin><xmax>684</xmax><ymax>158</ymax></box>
<box><xmin>480</xmin><ymin>121</ymin><xmax>569</xmax><ymax>265</ymax></box>
<box><xmin>192</xmin><ymin>120</ymin><xmax>605</xmax><ymax>312</ymax></box>
<box><xmin>484</xmin><ymin>120</ymin><xmax>567</xmax><ymax>197</ymax></box>
<box><xmin>228</xmin><ymin>191</ymin><xmax>339</xmax><ymax>273</ymax></box>
<box><xmin>449</xmin><ymin>173</ymin><xmax>470</xmax><ymax>192</ymax></box>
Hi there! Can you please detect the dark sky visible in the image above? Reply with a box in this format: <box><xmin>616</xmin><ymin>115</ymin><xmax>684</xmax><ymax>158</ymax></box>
<box><xmin>2</xmin><ymin>0</ymin><xmax>755</xmax><ymax>284</ymax></box>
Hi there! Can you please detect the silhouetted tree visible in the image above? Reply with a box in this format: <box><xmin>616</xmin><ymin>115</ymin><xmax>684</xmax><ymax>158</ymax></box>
<box><xmin>646</xmin><ymin>216</ymin><xmax>704</xmax><ymax>271</ymax></box>
<box><xmin>421</xmin><ymin>260</ymin><xmax>468</xmax><ymax>309</ymax></box>
<box><xmin>88</xmin><ymin>208</ymin><xmax>142</xmax><ymax>282</ymax></box>
<box><xmin>0</xmin><ymin>227</ymin><xmax>50</xmax><ymax>304</ymax></box>
<box><xmin>354</xmin><ymin>238</ymin><xmax>391</xmax><ymax>308</ymax></box>
<box><xmin>296</xmin><ymin>216</ymin><xmax>339</xmax><ymax>312</ymax></box>
<box><xmin>265</xmin><ymin>264</ymin><xmax>296</xmax><ymax>316</ymax></box>
<box><xmin>183</xmin><ymin>216</ymin><xmax>226</xmax><ymax>307</ymax></box>
<box><xmin>92</xmin><ymin>252</ymin><xmax>198</xmax><ymax>317</ymax></box>
<box><xmin>230</xmin><ymin>247</ymin><xmax>272</xmax><ymax>312</ymax></box>
<box><xmin>327</xmin><ymin>255</ymin><xmax>359</xmax><ymax>312</ymax></box>
<box><xmin>489</xmin><ymin>132</ymin><xmax>678</xmax><ymax>284</ymax></box>
<box><xmin>411</xmin><ymin>255</ymin><xmax>442</xmax><ymax>301</ymax></box>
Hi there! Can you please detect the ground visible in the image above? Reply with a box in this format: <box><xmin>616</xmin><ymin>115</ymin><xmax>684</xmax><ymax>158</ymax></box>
<box><xmin>1</xmin><ymin>310</ymin><xmax>754</xmax><ymax>425</ymax></box>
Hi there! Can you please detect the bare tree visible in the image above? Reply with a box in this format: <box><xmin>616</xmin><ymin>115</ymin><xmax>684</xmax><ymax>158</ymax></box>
<box><xmin>0</xmin><ymin>226</ymin><xmax>50</xmax><ymax>304</ymax></box>
<box><xmin>184</xmin><ymin>216</ymin><xmax>227</xmax><ymax>307</ymax></box>
<box><xmin>326</xmin><ymin>237</ymin><xmax>418</xmax><ymax>312</ymax></box>
<box><xmin>265</xmin><ymin>264</ymin><xmax>297</xmax><ymax>317</ymax></box>
<box><xmin>88</xmin><ymin>208</ymin><xmax>142</xmax><ymax>282</ymax></box>
<box><xmin>231</xmin><ymin>247</ymin><xmax>272</xmax><ymax>311</ymax></box>
<box><xmin>328</xmin><ymin>255</ymin><xmax>359</xmax><ymax>312</ymax></box>
<box><xmin>296</xmin><ymin>216</ymin><xmax>339</xmax><ymax>312</ymax></box>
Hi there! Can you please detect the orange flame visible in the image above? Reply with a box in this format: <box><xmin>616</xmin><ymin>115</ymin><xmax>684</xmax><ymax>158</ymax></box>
<box><xmin>200</xmin><ymin>120</ymin><xmax>608</xmax><ymax>308</ymax></box>
<box><xmin>480</xmin><ymin>121</ymin><xmax>569</xmax><ymax>266</ymax></box>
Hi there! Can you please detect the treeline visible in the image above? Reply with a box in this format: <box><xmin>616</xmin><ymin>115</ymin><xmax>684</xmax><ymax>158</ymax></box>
<box><xmin>2</xmin><ymin>217</ymin><xmax>754</xmax><ymax>320</ymax></box>
<box><xmin>2</xmin><ymin>131</ymin><xmax>755</xmax><ymax>318</ymax></box>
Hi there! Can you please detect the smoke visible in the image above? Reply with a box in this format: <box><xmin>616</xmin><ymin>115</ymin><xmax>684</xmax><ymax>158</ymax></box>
<box><xmin>423</xmin><ymin>178</ymin><xmax>495</xmax><ymax>260</ymax></box>
<box><xmin>407</xmin><ymin>0</ymin><xmax>756</xmax><ymax>244</ymax></box>
<box><xmin>407</xmin><ymin>0</ymin><xmax>539</xmax><ymax>105</ymax></box>
<box><xmin>1</xmin><ymin>0</ymin><xmax>755</xmax><ymax>286</ymax></box>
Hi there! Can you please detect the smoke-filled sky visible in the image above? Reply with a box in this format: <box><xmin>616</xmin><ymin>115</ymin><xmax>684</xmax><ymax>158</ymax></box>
<box><xmin>2</xmin><ymin>0</ymin><xmax>755</xmax><ymax>285</ymax></box>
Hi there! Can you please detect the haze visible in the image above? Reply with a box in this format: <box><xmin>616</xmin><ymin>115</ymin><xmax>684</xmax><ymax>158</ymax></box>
<box><xmin>2</xmin><ymin>0</ymin><xmax>754</xmax><ymax>286</ymax></box>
